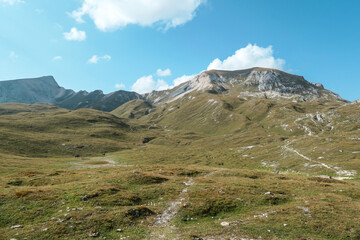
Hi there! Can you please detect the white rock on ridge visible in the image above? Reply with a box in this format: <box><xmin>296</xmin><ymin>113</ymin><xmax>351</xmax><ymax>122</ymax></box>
<box><xmin>144</xmin><ymin>67</ymin><xmax>347</xmax><ymax>104</ymax></box>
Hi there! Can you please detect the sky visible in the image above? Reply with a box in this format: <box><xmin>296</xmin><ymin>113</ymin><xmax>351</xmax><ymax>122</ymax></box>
<box><xmin>0</xmin><ymin>0</ymin><xmax>359</xmax><ymax>101</ymax></box>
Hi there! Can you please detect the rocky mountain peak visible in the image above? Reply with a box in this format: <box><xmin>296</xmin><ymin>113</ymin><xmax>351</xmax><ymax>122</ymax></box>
<box><xmin>145</xmin><ymin>68</ymin><xmax>346</xmax><ymax>104</ymax></box>
<box><xmin>0</xmin><ymin>76</ymin><xmax>70</xmax><ymax>104</ymax></box>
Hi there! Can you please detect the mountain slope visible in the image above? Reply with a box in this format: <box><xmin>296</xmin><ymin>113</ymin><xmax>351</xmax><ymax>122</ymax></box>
<box><xmin>145</xmin><ymin>68</ymin><xmax>346</xmax><ymax>104</ymax></box>
<box><xmin>56</xmin><ymin>90</ymin><xmax>142</xmax><ymax>112</ymax></box>
<box><xmin>0</xmin><ymin>103</ymin><xmax>144</xmax><ymax>157</ymax></box>
<box><xmin>114</xmin><ymin>68</ymin><xmax>349</xmax><ymax>135</ymax></box>
<box><xmin>0</xmin><ymin>76</ymin><xmax>142</xmax><ymax>111</ymax></box>
<box><xmin>0</xmin><ymin>76</ymin><xmax>74</xmax><ymax>104</ymax></box>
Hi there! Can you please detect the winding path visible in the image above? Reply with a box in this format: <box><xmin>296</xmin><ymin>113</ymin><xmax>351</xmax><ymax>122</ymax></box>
<box><xmin>283</xmin><ymin>140</ymin><xmax>356</xmax><ymax>177</ymax></box>
<box><xmin>150</xmin><ymin>178</ymin><xmax>194</xmax><ymax>239</ymax></box>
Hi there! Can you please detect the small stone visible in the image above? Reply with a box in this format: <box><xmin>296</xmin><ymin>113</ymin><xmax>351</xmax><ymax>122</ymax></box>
<box><xmin>10</xmin><ymin>225</ymin><xmax>23</xmax><ymax>229</ymax></box>
<box><xmin>283</xmin><ymin>224</ymin><xmax>287</xmax><ymax>226</ymax></box>
<box><xmin>116</xmin><ymin>229</ymin><xmax>123</xmax><ymax>232</ymax></box>
<box><xmin>220</xmin><ymin>222</ymin><xmax>230</xmax><ymax>227</ymax></box>
<box><xmin>89</xmin><ymin>232</ymin><xmax>99</xmax><ymax>237</ymax></box>
<box><xmin>42</xmin><ymin>228</ymin><xmax>48</xmax><ymax>231</ymax></box>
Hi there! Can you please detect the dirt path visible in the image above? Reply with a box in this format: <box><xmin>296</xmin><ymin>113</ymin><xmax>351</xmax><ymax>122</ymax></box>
<box><xmin>150</xmin><ymin>178</ymin><xmax>194</xmax><ymax>240</ymax></box>
<box><xmin>149</xmin><ymin>170</ymin><xmax>222</xmax><ymax>239</ymax></box>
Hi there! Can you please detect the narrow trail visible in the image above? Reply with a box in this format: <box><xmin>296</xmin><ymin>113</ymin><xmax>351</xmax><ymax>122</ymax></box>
<box><xmin>150</xmin><ymin>178</ymin><xmax>194</xmax><ymax>240</ymax></box>
<box><xmin>283</xmin><ymin>140</ymin><xmax>356</xmax><ymax>177</ymax></box>
<box><xmin>149</xmin><ymin>170</ymin><xmax>220</xmax><ymax>239</ymax></box>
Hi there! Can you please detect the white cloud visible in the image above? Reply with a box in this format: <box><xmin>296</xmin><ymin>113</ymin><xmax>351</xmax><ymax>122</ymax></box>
<box><xmin>70</xmin><ymin>0</ymin><xmax>205</xmax><ymax>31</ymax></box>
<box><xmin>0</xmin><ymin>0</ymin><xmax>24</xmax><ymax>5</ymax></box>
<box><xmin>52</xmin><ymin>56</ymin><xmax>62</xmax><ymax>61</ymax></box>
<box><xmin>157</xmin><ymin>68</ymin><xmax>172</xmax><ymax>77</ymax></box>
<box><xmin>9</xmin><ymin>51</ymin><xmax>18</xmax><ymax>61</ymax></box>
<box><xmin>131</xmin><ymin>75</ymin><xmax>169</xmax><ymax>94</ymax></box>
<box><xmin>172</xmin><ymin>74</ymin><xmax>195</xmax><ymax>86</ymax></box>
<box><xmin>115</xmin><ymin>83</ymin><xmax>125</xmax><ymax>89</ymax></box>
<box><xmin>156</xmin><ymin>79</ymin><xmax>170</xmax><ymax>91</ymax></box>
<box><xmin>63</xmin><ymin>27</ymin><xmax>86</xmax><ymax>41</ymax></box>
<box><xmin>130</xmin><ymin>73</ymin><xmax>196</xmax><ymax>94</ymax></box>
<box><xmin>207</xmin><ymin>44</ymin><xmax>285</xmax><ymax>71</ymax></box>
<box><xmin>87</xmin><ymin>55</ymin><xmax>111</xmax><ymax>64</ymax></box>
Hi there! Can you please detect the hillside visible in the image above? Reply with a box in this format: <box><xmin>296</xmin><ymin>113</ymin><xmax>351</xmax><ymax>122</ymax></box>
<box><xmin>0</xmin><ymin>103</ymin><xmax>145</xmax><ymax>157</ymax></box>
<box><xmin>1</xmin><ymin>68</ymin><xmax>359</xmax><ymax>239</ymax></box>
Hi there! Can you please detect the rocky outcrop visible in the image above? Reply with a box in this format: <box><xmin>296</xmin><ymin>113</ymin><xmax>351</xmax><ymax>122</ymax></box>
<box><xmin>0</xmin><ymin>76</ymin><xmax>75</xmax><ymax>104</ymax></box>
<box><xmin>145</xmin><ymin>68</ymin><xmax>346</xmax><ymax>104</ymax></box>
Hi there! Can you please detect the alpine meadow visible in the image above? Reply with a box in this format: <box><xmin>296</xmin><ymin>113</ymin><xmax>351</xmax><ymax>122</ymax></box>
<box><xmin>0</xmin><ymin>1</ymin><xmax>360</xmax><ymax>240</ymax></box>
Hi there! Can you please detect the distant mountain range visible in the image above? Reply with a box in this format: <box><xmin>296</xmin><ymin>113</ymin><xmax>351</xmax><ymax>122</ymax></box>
<box><xmin>0</xmin><ymin>68</ymin><xmax>352</xmax><ymax>112</ymax></box>
<box><xmin>0</xmin><ymin>76</ymin><xmax>141</xmax><ymax>112</ymax></box>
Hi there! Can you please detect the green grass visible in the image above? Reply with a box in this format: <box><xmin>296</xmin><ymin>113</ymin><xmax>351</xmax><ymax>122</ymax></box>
<box><xmin>0</xmin><ymin>101</ymin><xmax>359</xmax><ymax>239</ymax></box>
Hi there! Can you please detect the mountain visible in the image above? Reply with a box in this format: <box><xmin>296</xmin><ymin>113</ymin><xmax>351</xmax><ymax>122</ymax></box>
<box><xmin>144</xmin><ymin>68</ymin><xmax>346</xmax><ymax>104</ymax></box>
<box><xmin>1</xmin><ymin>69</ymin><xmax>360</xmax><ymax>240</ymax></box>
<box><xmin>113</xmin><ymin>68</ymin><xmax>350</xmax><ymax>134</ymax></box>
<box><xmin>0</xmin><ymin>76</ymin><xmax>141</xmax><ymax>112</ymax></box>
<box><xmin>0</xmin><ymin>76</ymin><xmax>74</xmax><ymax>104</ymax></box>
<box><xmin>56</xmin><ymin>89</ymin><xmax>142</xmax><ymax>112</ymax></box>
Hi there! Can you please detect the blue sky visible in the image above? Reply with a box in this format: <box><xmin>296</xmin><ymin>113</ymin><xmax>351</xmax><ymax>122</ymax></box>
<box><xmin>0</xmin><ymin>0</ymin><xmax>359</xmax><ymax>101</ymax></box>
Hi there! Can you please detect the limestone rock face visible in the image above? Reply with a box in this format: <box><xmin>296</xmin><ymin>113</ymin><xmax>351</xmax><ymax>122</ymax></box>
<box><xmin>0</xmin><ymin>76</ymin><xmax>74</xmax><ymax>104</ymax></box>
<box><xmin>145</xmin><ymin>68</ymin><xmax>346</xmax><ymax>104</ymax></box>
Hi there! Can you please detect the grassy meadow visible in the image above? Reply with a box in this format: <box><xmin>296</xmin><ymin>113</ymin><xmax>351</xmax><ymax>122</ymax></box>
<box><xmin>0</xmin><ymin>102</ymin><xmax>359</xmax><ymax>239</ymax></box>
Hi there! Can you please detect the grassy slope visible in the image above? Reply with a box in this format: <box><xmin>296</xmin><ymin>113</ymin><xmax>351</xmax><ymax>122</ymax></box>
<box><xmin>0</xmin><ymin>103</ymin><xmax>152</xmax><ymax>157</ymax></box>
<box><xmin>0</xmin><ymin>101</ymin><xmax>360</xmax><ymax>239</ymax></box>
<box><xmin>1</xmin><ymin>155</ymin><xmax>360</xmax><ymax>239</ymax></box>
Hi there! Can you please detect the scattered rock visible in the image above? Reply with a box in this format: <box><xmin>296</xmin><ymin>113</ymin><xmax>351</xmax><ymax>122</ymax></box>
<box><xmin>220</xmin><ymin>221</ymin><xmax>230</xmax><ymax>227</ymax></box>
<box><xmin>116</xmin><ymin>229</ymin><xmax>123</xmax><ymax>232</ymax></box>
<box><xmin>10</xmin><ymin>225</ymin><xmax>23</xmax><ymax>229</ymax></box>
<box><xmin>126</xmin><ymin>207</ymin><xmax>154</xmax><ymax>218</ymax></box>
<box><xmin>89</xmin><ymin>232</ymin><xmax>99</xmax><ymax>237</ymax></box>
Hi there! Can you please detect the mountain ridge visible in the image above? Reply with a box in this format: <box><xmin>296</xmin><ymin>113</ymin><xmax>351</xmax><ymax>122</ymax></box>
<box><xmin>0</xmin><ymin>76</ymin><xmax>141</xmax><ymax>112</ymax></box>
<box><xmin>0</xmin><ymin>68</ymin><xmax>350</xmax><ymax>112</ymax></box>
<box><xmin>144</xmin><ymin>67</ymin><xmax>346</xmax><ymax>104</ymax></box>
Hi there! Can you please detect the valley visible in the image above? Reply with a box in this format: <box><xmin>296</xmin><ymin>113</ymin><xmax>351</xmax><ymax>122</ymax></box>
<box><xmin>0</xmin><ymin>68</ymin><xmax>359</xmax><ymax>239</ymax></box>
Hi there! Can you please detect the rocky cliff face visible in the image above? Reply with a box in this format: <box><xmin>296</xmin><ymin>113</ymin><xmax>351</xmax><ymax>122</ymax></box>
<box><xmin>0</xmin><ymin>76</ymin><xmax>141</xmax><ymax>111</ymax></box>
<box><xmin>145</xmin><ymin>68</ymin><xmax>346</xmax><ymax>104</ymax></box>
<box><xmin>0</xmin><ymin>76</ymin><xmax>74</xmax><ymax>104</ymax></box>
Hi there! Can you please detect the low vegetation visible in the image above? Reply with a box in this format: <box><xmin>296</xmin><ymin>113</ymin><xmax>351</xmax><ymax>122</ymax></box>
<box><xmin>0</xmin><ymin>101</ymin><xmax>359</xmax><ymax>239</ymax></box>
